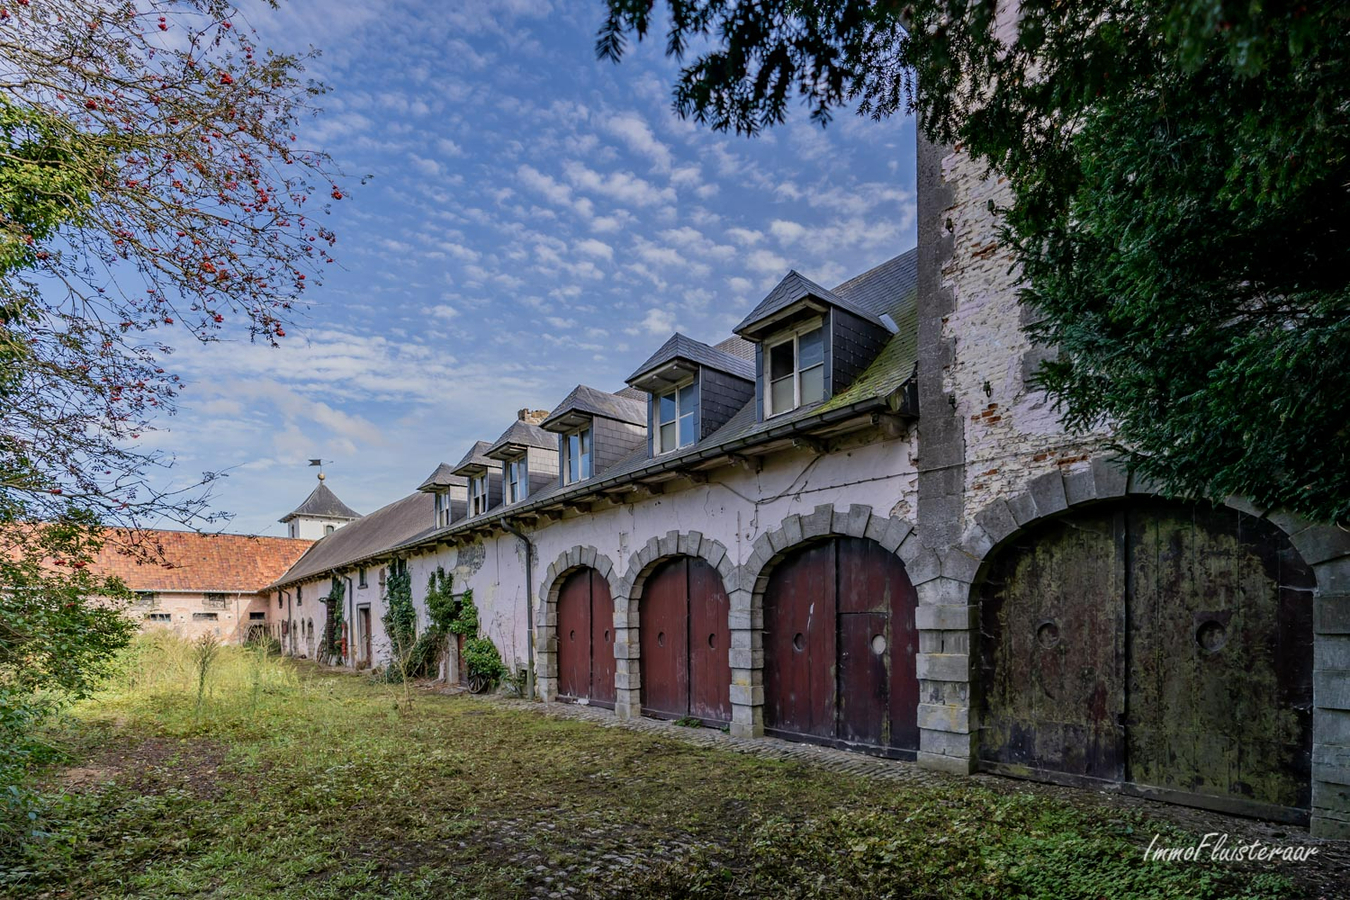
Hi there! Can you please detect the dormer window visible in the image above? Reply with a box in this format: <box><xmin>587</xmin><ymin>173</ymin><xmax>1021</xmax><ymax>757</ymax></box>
<box><xmin>657</xmin><ymin>381</ymin><xmax>698</xmax><ymax>453</ymax></box>
<box><xmin>563</xmin><ymin>426</ymin><xmax>592</xmax><ymax>485</ymax></box>
<box><xmin>765</xmin><ymin>322</ymin><xmax>825</xmax><ymax>417</ymax></box>
<box><xmin>434</xmin><ymin>493</ymin><xmax>453</xmax><ymax>528</ymax></box>
<box><xmin>469</xmin><ymin>473</ymin><xmax>490</xmax><ymax>516</ymax></box>
<box><xmin>505</xmin><ymin>457</ymin><xmax>528</xmax><ymax>503</ymax></box>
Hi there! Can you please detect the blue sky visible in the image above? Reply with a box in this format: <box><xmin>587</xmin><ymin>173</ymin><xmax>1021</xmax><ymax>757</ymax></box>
<box><xmin>158</xmin><ymin>0</ymin><xmax>917</xmax><ymax>536</ymax></box>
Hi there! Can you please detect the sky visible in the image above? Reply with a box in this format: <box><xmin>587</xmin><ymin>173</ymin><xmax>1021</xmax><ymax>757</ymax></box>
<box><xmin>155</xmin><ymin>0</ymin><xmax>918</xmax><ymax>537</ymax></box>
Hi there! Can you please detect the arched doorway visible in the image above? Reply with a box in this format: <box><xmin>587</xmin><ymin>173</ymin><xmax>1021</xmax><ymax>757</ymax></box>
<box><xmin>978</xmin><ymin>498</ymin><xmax>1316</xmax><ymax>822</ymax></box>
<box><xmin>639</xmin><ymin>556</ymin><xmax>731</xmax><ymax>724</ymax></box>
<box><xmin>556</xmin><ymin>567</ymin><xmax>616</xmax><ymax>708</ymax></box>
<box><xmin>763</xmin><ymin>536</ymin><xmax>919</xmax><ymax>755</ymax></box>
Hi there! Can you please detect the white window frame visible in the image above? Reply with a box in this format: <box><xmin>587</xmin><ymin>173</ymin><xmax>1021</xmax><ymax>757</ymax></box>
<box><xmin>505</xmin><ymin>456</ymin><xmax>527</xmax><ymax>504</ymax></box>
<box><xmin>764</xmin><ymin>319</ymin><xmax>826</xmax><ymax>418</ymax></box>
<box><xmin>655</xmin><ymin>378</ymin><xmax>698</xmax><ymax>454</ymax></box>
<box><xmin>434</xmin><ymin>491</ymin><xmax>454</xmax><ymax>527</ymax></box>
<box><xmin>563</xmin><ymin>425</ymin><xmax>592</xmax><ymax>485</ymax></box>
<box><xmin>469</xmin><ymin>473</ymin><xmax>489</xmax><ymax>516</ymax></box>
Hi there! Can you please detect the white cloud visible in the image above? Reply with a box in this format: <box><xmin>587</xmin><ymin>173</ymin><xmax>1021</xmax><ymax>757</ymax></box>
<box><xmin>604</xmin><ymin>112</ymin><xmax>673</xmax><ymax>172</ymax></box>
<box><xmin>562</xmin><ymin>160</ymin><xmax>675</xmax><ymax>207</ymax></box>
<box><xmin>575</xmin><ymin>238</ymin><xmax>614</xmax><ymax>261</ymax></box>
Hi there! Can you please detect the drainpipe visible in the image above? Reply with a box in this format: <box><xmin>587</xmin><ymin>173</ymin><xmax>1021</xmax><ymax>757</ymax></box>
<box><xmin>501</xmin><ymin>520</ymin><xmax>536</xmax><ymax>702</ymax></box>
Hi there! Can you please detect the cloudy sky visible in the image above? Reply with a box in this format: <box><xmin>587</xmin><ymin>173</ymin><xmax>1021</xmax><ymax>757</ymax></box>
<box><xmin>158</xmin><ymin>0</ymin><xmax>917</xmax><ymax>536</ymax></box>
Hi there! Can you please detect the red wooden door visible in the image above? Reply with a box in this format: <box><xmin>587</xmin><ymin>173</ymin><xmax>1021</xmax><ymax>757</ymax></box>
<box><xmin>688</xmin><ymin>558</ymin><xmax>732</xmax><ymax>723</ymax></box>
<box><xmin>641</xmin><ymin>558</ymin><xmax>690</xmax><ymax>718</ymax></box>
<box><xmin>589</xmin><ymin>570</ymin><xmax>616</xmax><ymax>707</ymax></box>
<box><xmin>640</xmin><ymin>558</ymin><xmax>732</xmax><ymax>723</ymax></box>
<box><xmin>557</xmin><ymin>569</ymin><xmax>592</xmax><ymax>701</ymax></box>
<box><xmin>765</xmin><ymin>541</ymin><xmax>837</xmax><ymax>740</ymax></box>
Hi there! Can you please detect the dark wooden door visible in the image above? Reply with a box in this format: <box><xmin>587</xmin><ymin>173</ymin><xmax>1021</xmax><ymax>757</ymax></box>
<box><xmin>557</xmin><ymin>568</ymin><xmax>616</xmax><ymax>707</ymax></box>
<box><xmin>359</xmin><ymin>607</ymin><xmax>371</xmax><ymax>669</ymax></box>
<box><xmin>688</xmin><ymin>558</ymin><xmax>732</xmax><ymax>723</ymax></box>
<box><xmin>978</xmin><ymin>511</ymin><xmax>1126</xmax><ymax>782</ymax></box>
<box><xmin>640</xmin><ymin>558</ymin><xmax>732</xmax><ymax>723</ymax></box>
<box><xmin>557</xmin><ymin>569</ymin><xmax>592</xmax><ymax>701</ymax></box>
<box><xmin>764</xmin><ymin>537</ymin><xmax>918</xmax><ymax>753</ymax></box>
<box><xmin>979</xmin><ymin>500</ymin><xmax>1315</xmax><ymax>820</ymax></box>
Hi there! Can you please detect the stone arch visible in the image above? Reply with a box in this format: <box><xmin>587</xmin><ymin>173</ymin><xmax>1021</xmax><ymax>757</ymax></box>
<box><xmin>949</xmin><ymin>456</ymin><xmax>1350</xmax><ymax>836</ymax></box>
<box><xmin>614</xmin><ymin>532</ymin><xmax>735</xmax><ymax>721</ymax></box>
<box><xmin>535</xmin><ymin>545</ymin><xmax>622</xmax><ymax>703</ymax></box>
<box><xmin>735</xmin><ymin>503</ymin><xmax>924</xmax><ymax>739</ymax></box>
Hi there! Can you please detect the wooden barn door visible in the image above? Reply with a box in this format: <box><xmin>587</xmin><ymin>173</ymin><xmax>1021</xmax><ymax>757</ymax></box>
<box><xmin>640</xmin><ymin>557</ymin><xmax>731</xmax><ymax>724</ymax></box>
<box><xmin>764</xmin><ymin>537</ymin><xmax>918</xmax><ymax>755</ymax></box>
<box><xmin>979</xmin><ymin>500</ymin><xmax>1315</xmax><ymax>822</ymax></box>
<box><xmin>557</xmin><ymin>568</ymin><xmax>616</xmax><ymax>707</ymax></box>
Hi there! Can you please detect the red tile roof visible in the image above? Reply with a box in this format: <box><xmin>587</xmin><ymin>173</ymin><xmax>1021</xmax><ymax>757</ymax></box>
<box><xmin>91</xmin><ymin>530</ymin><xmax>314</xmax><ymax>593</ymax></box>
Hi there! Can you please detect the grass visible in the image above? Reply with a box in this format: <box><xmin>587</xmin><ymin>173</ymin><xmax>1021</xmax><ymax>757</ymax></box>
<box><xmin>0</xmin><ymin>634</ymin><xmax>1311</xmax><ymax>898</ymax></box>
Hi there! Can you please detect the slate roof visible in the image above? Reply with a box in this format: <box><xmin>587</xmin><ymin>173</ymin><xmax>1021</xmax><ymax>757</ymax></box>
<box><xmin>417</xmin><ymin>462</ymin><xmax>466</xmax><ymax>492</ymax></box>
<box><xmin>540</xmin><ymin>384</ymin><xmax>646</xmax><ymax>432</ymax></box>
<box><xmin>271</xmin><ymin>491</ymin><xmax>434</xmax><ymax>588</ymax></box>
<box><xmin>449</xmin><ymin>441</ymin><xmax>495</xmax><ymax>476</ymax></box>
<box><xmin>90</xmin><ymin>530</ymin><xmax>314</xmax><ymax>593</ymax></box>
<box><xmin>734</xmin><ymin>269</ymin><xmax>887</xmax><ymax>339</ymax></box>
<box><xmin>279</xmin><ymin>481</ymin><xmax>362</xmax><ymax>524</ymax></box>
<box><xmin>626</xmin><ymin>332</ymin><xmax>755</xmax><ymax>386</ymax></box>
<box><xmin>485</xmin><ymin>419</ymin><xmax>557</xmax><ymax>458</ymax></box>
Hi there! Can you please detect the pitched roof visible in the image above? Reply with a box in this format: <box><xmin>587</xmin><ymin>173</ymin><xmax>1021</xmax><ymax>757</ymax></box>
<box><xmin>417</xmin><ymin>462</ymin><xmax>466</xmax><ymax>492</ymax></box>
<box><xmin>734</xmin><ymin>269</ymin><xmax>887</xmax><ymax>340</ymax></box>
<box><xmin>91</xmin><ymin>530</ymin><xmax>313</xmax><ymax>593</ymax></box>
<box><xmin>484</xmin><ymin>419</ymin><xmax>557</xmax><ymax>459</ymax></box>
<box><xmin>626</xmin><ymin>332</ymin><xmax>755</xmax><ymax>389</ymax></box>
<box><xmin>449</xmin><ymin>440</ymin><xmax>495</xmax><ymax>476</ymax></box>
<box><xmin>272</xmin><ymin>491</ymin><xmax>434</xmax><ymax>588</ymax></box>
<box><xmin>279</xmin><ymin>481</ymin><xmax>362</xmax><ymax>524</ymax></box>
<box><xmin>540</xmin><ymin>384</ymin><xmax>646</xmax><ymax>432</ymax></box>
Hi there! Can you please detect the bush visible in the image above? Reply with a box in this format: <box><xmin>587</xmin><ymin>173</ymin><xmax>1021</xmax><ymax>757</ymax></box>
<box><xmin>462</xmin><ymin>637</ymin><xmax>505</xmax><ymax>683</ymax></box>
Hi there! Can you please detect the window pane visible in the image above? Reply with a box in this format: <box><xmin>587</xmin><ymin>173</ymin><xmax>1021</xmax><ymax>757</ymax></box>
<box><xmin>769</xmin><ymin>341</ymin><xmax>794</xmax><ymax>380</ymax></box>
<box><xmin>579</xmin><ymin>429</ymin><xmax>592</xmax><ymax>478</ymax></box>
<box><xmin>567</xmin><ymin>434</ymin><xmax>580</xmax><ymax>483</ymax></box>
<box><xmin>678</xmin><ymin>411</ymin><xmax>696</xmax><ymax>447</ymax></box>
<box><xmin>678</xmin><ymin>382</ymin><xmax>697</xmax><ymax>413</ymax></box>
<box><xmin>799</xmin><ymin>328</ymin><xmax>824</xmax><ymax>369</ymax></box>
<box><xmin>770</xmin><ymin>375</ymin><xmax>794</xmax><ymax>414</ymax></box>
<box><xmin>800</xmin><ymin>363</ymin><xmax>825</xmax><ymax>404</ymax></box>
<box><xmin>659</xmin><ymin>421</ymin><xmax>676</xmax><ymax>452</ymax></box>
<box><xmin>658</xmin><ymin>392</ymin><xmax>676</xmax><ymax>424</ymax></box>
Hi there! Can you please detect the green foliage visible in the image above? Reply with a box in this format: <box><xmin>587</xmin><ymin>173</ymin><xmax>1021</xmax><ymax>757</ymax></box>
<box><xmin>447</xmin><ymin>587</ymin><xmax>478</xmax><ymax>637</ymax></box>
<box><xmin>602</xmin><ymin>0</ymin><xmax>1350</xmax><ymax>523</ymax></box>
<box><xmin>380</xmin><ymin>565</ymin><xmax>415</xmax><ymax>668</ymax></box>
<box><xmin>424</xmin><ymin>568</ymin><xmax>458</xmax><ymax>633</ymax></box>
<box><xmin>461</xmin><ymin>637</ymin><xmax>504</xmax><ymax>684</ymax></box>
<box><xmin>324</xmin><ymin>576</ymin><xmax>345</xmax><ymax>661</ymax></box>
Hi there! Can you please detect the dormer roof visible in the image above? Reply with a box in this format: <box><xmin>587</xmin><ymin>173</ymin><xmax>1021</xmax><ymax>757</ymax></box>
<box><xmin>449</xmin><ymin>441</ymin><xmax>495</xmax><ymax>477</ymax></box>
<box><xmin>279</xmin><ymin>482</ymin><xmax>362</xmax><ymax>524</ymax></box>
<box><xmin>734</xmin><ymin>269</ymin><xmax>888</xmax><ymax>341</ymax></box>
<box><xmin>541</xmin><ymin>384</ymin><xmax>646</xmax><ymax>433</ymax></box>
<box><xmin>416</xmin><ymin>462</ymin><xmax>466</xmax><ymax>493</ymax></box>
<box><xmin>625</xmin><ymin>332</ymin><xmax>755</xmax><ymax>393</ymax></box>
<box><xmin>484</xmin><ymin>419</ymin><xmax>557</xmax><ymax>461</ymax></box>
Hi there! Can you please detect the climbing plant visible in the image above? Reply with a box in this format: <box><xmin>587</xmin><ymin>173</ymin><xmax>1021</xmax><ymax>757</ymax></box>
<box><xmin>380</xmin><ymin>563</ymin><xmax>415</xmax><ymax>671</ymax></box>
<box><xmin>323</xmin><ymin>576</ymin><xmax>345</xmax><ymax>662</ymax></box>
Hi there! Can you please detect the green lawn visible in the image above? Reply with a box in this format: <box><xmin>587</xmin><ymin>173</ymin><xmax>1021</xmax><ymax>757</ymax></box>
<box><xmin>0</xmin><ymin>637</ymin><xmax>1309</xmax><ymax>898</ymax></box>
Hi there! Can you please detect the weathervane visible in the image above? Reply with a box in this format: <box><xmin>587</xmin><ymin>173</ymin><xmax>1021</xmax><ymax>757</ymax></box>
<box><xmin>308</xmin><ymin>458</ymin><xmax>333</xmax><ymax>482</ymax></box>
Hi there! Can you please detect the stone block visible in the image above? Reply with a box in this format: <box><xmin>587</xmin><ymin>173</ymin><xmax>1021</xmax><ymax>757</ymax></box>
<box><xmin>915</xmin><ymin>577</ymin><xmax>972</xmax><ymax>608</ymax></box>
<box><xmin>1007</xmin><ymin>492</ymin><xmax>1038</xmax><ymax>526</ymax></box>
<box><xmin>579</xmin><ymin>546</ymin><xmax>597</xmax><ymax>568</ymax></box>
<box><xmin>880</xmin><ymin>517</ymin><xmax>914</xmax><ymax>553</ymax></box>
<box><xmin>1314</xmin><ymin>743</ymin><xmax>1350</xmax><ymax>787</ymax></box>
<box><xmin>941</xmin><ymin>549</ymin><xmax>981</xmax><ymax>583</ymax></box>
<box><xmin>706</xmin><ymin>541</ymin><xmax>728</xmax><ymax>572</ymax></box>
<box><xmin>1315</xmin><ymin>671</ymin><xmax>1350</xmax><ymax>710</ymax></box>
<box><xmin>915</xmin><ymin>604</ymin><xmax>976</xmax><ymax>631</ymax></box>
<box><xmin>1062</xmin><ymin>467</ymin><xmax>1097</xmax><ymax>508</ymax></box>
<box><xmin>596</xmin><ymin>556</ymin><xmax>613</xmax><ymax>579</ymax></box>
<box><xmin>802</xmin><ymin>504</ymin><xmax>835</xmax><ymax>539</ymax></box>
<box><xmin>864</xmin><ymin>515</ymin><xmax>890</xmax><ymax>545</ymax></box>
<box><xmin>1311</xmin><ymin>812</ymin><xmax>1350</xmax><ymax>840</ymax></box>
<box><xmin>677</xmin><ymin>532</ymin><xmax>696</xmax><ymax>556</ymax></box>
<box><xmin>1126</xmin><ymin>470</ymin><xmax>1167</xmax><ymax>496</ymax></box>
<box><xmin>729</xmin><ymin>648</ymin><xmax>764</xmax><ymax>669</ymax></box>
<box><xmin>1223</xmin><ymin>495</ymin><xmax>1266</xmax><ymax>518</ymax></box>
<box><xmin>767</xmin><ymin>527</ymin><xmax>790</xmax><ymax>554</ymax></box>
<box><xmin>1293</xmin><ymin>525</ymin><xmax>1350</xmax><ymax>566</ymax></box>
<box><xmin>919</xmin><ymin>727</ymin><xmax>976</xmax><ymax>759</ymax></box>
<box><xmin>1315</xmin><ymin>594</ymin><xmax>1350</xmax><ymax>635</ymax></box>
<box><xmin>974</xmin><ymin>499</ymin><xmax>1018</xmax><ymax>544</ymax></box>
<box><xmin>1091</xmin><ymin>455</ymin><xmax>1128</xmax><ymax>498</ymax></box>
<box><xmin>1314</xmin><ymin>708</ymin><xmax>1350</xmax><ymax>745</ymax></box>
<box><xmin>729</xmin><ymin>683</ymin><xmax>765</xmax><ymax>706</ymax></box>
<box><xmin>917</xmin><ymin>750</ymin><xmax>975</xmax><ymax>775</ymax></box>
<box><xmin>900</xmin><ymin>539</ymin><xmax>941</xmax><ymax>585</ymax></box>
<box><xmin>752</xmin><ymin>532</ymin><xmax>774</xmax><ymax>560</ymax></box>
<box><xmin>1316</xmin><ymin>559</ymin><xmax>1350</xmax><ymax>595</ymax></box>
<box><xmin>1318</xmin><ymin>636</ymin><xmax>1350</xmax><ymax>671</ymax></box>
<box><xmin>728</xmin><ymin>609</ymin><xmax>762</xmax><ymax>632</ymax></box>
<box><xmin>961</xmin><ymin>524</ymin><xmax>995</xmax><ymax>561</ymax></box>
<box><xmin>782</xmin><ymin>514</ymin><xmax>804</xmax><ymax>548</ymax></box>
<box><xmin>916</xmin><ymin>652</ymin><xmax>969</xmax><ymax>682</ymax></box>
<box><xmin>845</xmin><ymin>504</ymin><xmax>872</xmax><ymax>538</ymax></box>
<box><xmin>658</xmin><ymin>533</ymin><xmax>677</xmax><ymax>558</ymax></box>
<box><xmin>917</xmin><ymin>703</ymin><xmax>970</xmax><ymax>734</ymax></box>
<box><xmin>1029</xmin><ymin>471</ymin><xmax>1068</xmax><ymax>517</ymax></box>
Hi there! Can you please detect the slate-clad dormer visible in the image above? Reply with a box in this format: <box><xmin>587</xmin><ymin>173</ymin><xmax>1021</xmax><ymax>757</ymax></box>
<box><xmin>416</xmin><ymin>462</ymin><xmax>467</xmax><ymax>529</ymax></box>
<box><xmin>449</xmin><ymin>440</ymin><xmax>502</xmax><ymax>519</ymax></box>
<box><xmin>625</xmin><ymin>333</ymin><xmax>756</xmax><ymax>457</ymax></box>
<box><xmin>484</xmin><ymin>410</ymin><xmax>558</xmax><ymax>506</ymax></box>
<box><xmin>540</xmin><ymin>384</ymin><xmax>646</xmax><ymax>486</ymax></box>
<box><xmin>734</xmin><ymin>270</ymin><xmax>896</xmax><ymax>422</ymax></box>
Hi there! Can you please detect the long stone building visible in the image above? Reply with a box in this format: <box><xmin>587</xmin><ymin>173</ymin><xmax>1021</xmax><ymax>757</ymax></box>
<box><xmin>263</xmin><ymin>138</ymin><xmax>1350</xmax><ymax>839</ymax></box>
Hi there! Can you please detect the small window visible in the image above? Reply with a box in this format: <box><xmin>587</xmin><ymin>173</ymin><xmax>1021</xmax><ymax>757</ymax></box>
<box><xmin>297</xmin><ymin>586</ymin><xmax>303</xmax><ymax>606</ymax></box>
<box><xmin>204</xmin><ymin>592</ymin><xmax>227</xmax><ymax>610</ymax></box>
<box><xmin>192</xmin><ymin>612</ymin><xmax>219</xmax><ymax>621</ymax></box>
<box><xmin>277</xmin><ymin>595</ymin><xmax>283</xmax><ymax>609</ymax></box>
<box><xmin>324</xmin><ymin>524</ymin><xmax>335</xmax><ymax>536</ymax></box>
<box><xmin>765</xmin><ymin>323</ymin><xmax>825</xmax><ymax>417</ymax></box>
<box><xmin>505</xmin><ymin>457</ymin><xmax>527</xmax><ymax>504</ymax></box>
<box><xmin>656</xmin><ymin>381</ymin><xmax>698</xmax><ymax>453</ymax></box>
<box><xmin>564</xmin><ymin>426</ymin><xmax>592</xmax><ymax>485</ymax></box>
<box><xmin>145</xmin><ymin>612</ymin><xmax>172</xmax><ymax>622</ymax></box>
<box><xmin>469</xmin><ymin>473</ymin><xmax>490</xmax><ymax>516</ymax></box>
<box><xmin>434</xmin><ymin>492</ymin><xmax>454</xmax><ymax>528</ymax></box>
<box><xmin>134</xmin><ymin>590</ymin><xmax>159</xmax><ymax>609</ymax></box>
<box><xmin>249</xmin><ymin>612</ymin><xmax>266</xmax><ymax>621</ymax></box>
<box><xmin>358</xmin><ymin>567</ymin><xmax>368</xmax><ymax>588</ymax></box>
<box><xmin>289</xmin><ymin>521</ymin><xmax>298</xmax><ymax>538</ymax></box>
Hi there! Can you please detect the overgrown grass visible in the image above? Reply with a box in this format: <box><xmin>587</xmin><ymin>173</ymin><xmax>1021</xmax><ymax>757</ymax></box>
<box><xmin>0</xmin><ymin>634</ymin><xmax>1311</xmax><ymax>898</ymax></box>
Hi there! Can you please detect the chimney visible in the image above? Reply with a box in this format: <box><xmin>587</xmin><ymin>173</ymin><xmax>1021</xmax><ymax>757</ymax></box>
<box><xmin>518</xmin><ymin>408</ymin><xmax>550</xmax><ymax>426</ymax></box>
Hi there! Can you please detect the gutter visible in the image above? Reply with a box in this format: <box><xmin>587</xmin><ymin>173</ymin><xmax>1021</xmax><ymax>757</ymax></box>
<box><xmin>500</xmin><ymin>520</ymin><xmax>536</xmax><ymax>702</ymax></box>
